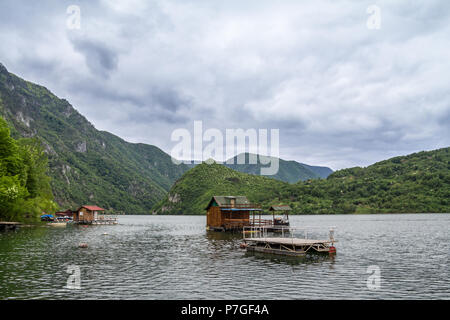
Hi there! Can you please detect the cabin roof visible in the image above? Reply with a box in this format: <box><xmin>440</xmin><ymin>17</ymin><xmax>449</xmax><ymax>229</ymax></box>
<box><xmin>269</xmin><ymin>205</ymin><xmax>292</xmax><ymax>211</ymax></box>
<box><xmin>55</xmin><ymin>210</ymin><xmax>74</xmax><ymax>216</ymax></box>
<box><xmin>55</xmin><ymin>209</ymin><xmax>74</xmax><ymax>213</ymax></box>
<box><xmin>205</xmin><ymin>196</ymin><xmax>250</xmax><ymax>210</ymax></box>
<box><xmin>78</xmin><ymin>205</ymin><xmax>105</xmax><ymax>211</ymax></box>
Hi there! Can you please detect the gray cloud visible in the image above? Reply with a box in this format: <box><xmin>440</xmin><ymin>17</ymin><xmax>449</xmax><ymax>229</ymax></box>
<box><xmin>70</xmin><ymin>37</ymin><xmax>119</xmax><ymax>78</ymax></box>
<box><xmin>0</xmin><ymin>0</ymin><xmax>449</xmax><ymax>169</ymax></box>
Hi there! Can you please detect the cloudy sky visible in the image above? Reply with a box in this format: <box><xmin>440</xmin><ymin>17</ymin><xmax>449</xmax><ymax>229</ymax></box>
<box><xmin>1</xmin><ymin>0</ymin><xmax>449</xmax><ymax>170</ymax></box>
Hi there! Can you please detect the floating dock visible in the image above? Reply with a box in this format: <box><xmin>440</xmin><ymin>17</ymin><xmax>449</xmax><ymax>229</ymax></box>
<box><xmin>74</xmin><ymin>218</ymin><xmax>118</xmax><ymax>225</ymax></box>
<box><xmin>243</xmin><ymin>226</ymin><xmax>336</xmax><ymax>256</ymax></box>
<box><xmin>91</xmin><ymin>218</ymin><xmax>118</xmax><ymax>225</ymax></box>
<box><xmin>0</xmin><ymin>222</ymin><xmax>21</xmax><ymax>231</ymax></box>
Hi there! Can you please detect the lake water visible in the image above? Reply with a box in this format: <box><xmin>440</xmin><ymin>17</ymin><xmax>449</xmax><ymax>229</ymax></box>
<box><xmin>0</xmin><ymin>214</ymin><xmax>448</xmax><ymax>299</ymax></box>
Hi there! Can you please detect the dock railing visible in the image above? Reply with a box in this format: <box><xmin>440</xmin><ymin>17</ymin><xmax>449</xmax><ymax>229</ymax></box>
<box><xmin>243</xmin><ymin>225</ymin><xmax>337</xmax><ymax>243</ymax></box>
<box><xmin>97</xmin><ymin>215</ymin><xmax>118</xmax><ymax>221</ymax></box>
<box><xmin>250</xmin><ymin>218</ymin><xmax>273</xmax><ymax>227</ymax></box>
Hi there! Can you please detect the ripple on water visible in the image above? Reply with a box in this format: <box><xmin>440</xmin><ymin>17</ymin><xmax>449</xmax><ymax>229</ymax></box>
<box><xmin>0</xmin><ymin>214</ymin><xmax>449</xmax><ymax>299</ymax></box>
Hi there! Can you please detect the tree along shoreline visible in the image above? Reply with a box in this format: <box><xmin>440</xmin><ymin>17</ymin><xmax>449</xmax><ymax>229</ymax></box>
<box><xmin>0</xmin><ymin>117</ymin><xmax>57</xmax><ymax>222</ymax></box>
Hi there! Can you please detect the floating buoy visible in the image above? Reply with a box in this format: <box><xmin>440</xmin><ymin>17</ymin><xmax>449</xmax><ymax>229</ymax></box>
<box><xmin>329</xmin><ymin>246</ymin><xmax>336</xmax><ymax>254</ymax></box>
<box><xmin>102</xmin><ymin>232</ymin><xmax>108</xmax><ymax>235</ymax></box>
<box><xmin>239</xmin><ymin>243</ymin><xmax>248</xmax><ymax>249</ymax></box>
<box><xmin>79</xmin><ymin>243</ymin><xmax>88</xmax><ymax>248</ymax></box>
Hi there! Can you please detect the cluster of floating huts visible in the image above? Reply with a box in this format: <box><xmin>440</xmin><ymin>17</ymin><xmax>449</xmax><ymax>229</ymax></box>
<box><xmin>206</xmin><ymin>195</ymin><xmax>337</xmax><ymax>257</ymax></box>
<box><xmin>41</xmin><ymin>205</ymin><xmax>118</xmax><ymax>225</ymax></box>
<box><xmin>31</xmin><ymin>195</ymin><xmax>335</xmax><ymax>257</ymax></box>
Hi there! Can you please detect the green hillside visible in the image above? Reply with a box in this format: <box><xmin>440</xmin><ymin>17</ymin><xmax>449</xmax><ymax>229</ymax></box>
<box><xmin>224</xmin><ymin>153</ymin><xmax>332</xmax><ymax>182</ymax></box>
<box><xmin>293</xmin><ymin>147</ymin><xmax>450</xmax><ymax>214</ymax></box>
<box><xmin>152</xmin><ymin>162</ymin><xmax>288</xmax><ymax>214</ymax></box>
<box><xmin>0</xmin><ymin>63</ymin><xmax>189</xmax><ymax>214</ymax></box>
<box><xmin>155</xmin><ymin>148</ymin><xmax>450</xmax><ymax>214</ymax></box>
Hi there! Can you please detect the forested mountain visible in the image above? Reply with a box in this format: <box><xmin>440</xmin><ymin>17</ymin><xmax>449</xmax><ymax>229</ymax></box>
<box><xmin>155</xmin><ymin>148</ymin><xmax>450</xmax><ymax>214</ymax></box>
<box><xmin>2</xmin><ymin>63</ymin><xmax>448</xmax><ymax>216</ymax></box>
<box><xmin>0</xmin><ymin>63</ymin><xmax>189</xmax><ymax>214</ymax></box>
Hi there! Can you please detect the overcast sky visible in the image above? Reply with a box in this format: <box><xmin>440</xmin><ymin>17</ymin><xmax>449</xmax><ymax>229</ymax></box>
<box><xmin>1</xmin><ymin>0</ymin><xmax>449</xmax><ymax>170</ymax></box>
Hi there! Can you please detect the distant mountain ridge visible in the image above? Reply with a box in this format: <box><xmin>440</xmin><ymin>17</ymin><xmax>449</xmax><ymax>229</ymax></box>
<box><xmin>299</xmin><ymin>163</ymin><xmax>333</xmax><ymax>179</ymax></box>
<box><xmin>0</xmin><ymin>63</ymin><xmax>189</xmax><ymax>214</ymax></box>
<box><xmin>224</xmin><ymin>153</ymin><xmax>332</xmax><ymax>182</ymax></box>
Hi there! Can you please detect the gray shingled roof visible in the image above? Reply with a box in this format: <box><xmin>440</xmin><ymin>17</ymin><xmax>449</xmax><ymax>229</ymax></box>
<box><xmin>213</xmin><ymin>196</ymin><xmax>249</xmax><ymax>206</ymax></box>
<box><xmin>205</xmin><ymin>196</ymin><xmax>250</xmax><ymax>210</ymax></box>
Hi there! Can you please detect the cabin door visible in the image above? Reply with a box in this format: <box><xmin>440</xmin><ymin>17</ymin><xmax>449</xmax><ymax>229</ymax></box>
<box><xmin>94</xmin><ymin>211</ymin><xmax>98</xmax><ymax>220</ymax></box>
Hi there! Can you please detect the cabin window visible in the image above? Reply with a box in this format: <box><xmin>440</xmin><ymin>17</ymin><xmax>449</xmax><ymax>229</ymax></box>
<box><xmin>230</xmin><ymin>199</ymin><xmax>235</xmax><ymax>207</ymax></box>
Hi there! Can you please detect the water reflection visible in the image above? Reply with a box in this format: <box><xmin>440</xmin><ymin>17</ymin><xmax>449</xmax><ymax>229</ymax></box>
<box><xmin>245</xmin><ymin>250</ymin><xmax>336</xmax><ymax>266</ymax></box>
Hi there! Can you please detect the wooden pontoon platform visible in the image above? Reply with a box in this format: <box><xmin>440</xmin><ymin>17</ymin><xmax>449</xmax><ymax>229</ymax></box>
<box><xmin>244</xmin><ymin>237</ymin><xmax>334</xmax><ymax>256</ymax></box>
<box><xmin>243</xmin><ymin>226</ymin><xmax>337</xmax><ymax>256</ymax></box>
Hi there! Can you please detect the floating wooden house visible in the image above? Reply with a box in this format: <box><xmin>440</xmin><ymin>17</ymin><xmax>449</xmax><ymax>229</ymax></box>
<box><xmin>206</xmin><ymin>196</ymin><xmax>269</xmax><ymax>231</ymax></box>
<box><xmin>73</xmin><ymin>205</ymin><xmax>117</xmax><ymax>225</ymax></box>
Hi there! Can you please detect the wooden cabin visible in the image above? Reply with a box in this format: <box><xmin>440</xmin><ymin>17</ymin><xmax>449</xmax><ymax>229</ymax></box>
<box><xmin>73</xmin><ymin>205</ymin><xmax>105</xmax><ymax>224</ymax></box>
<box><xmin>205</xmin><ymin>196</ymin><xmax>265</xmax><ymax>231</ymax></box>
<box><xmin>269</xmin><ymin>205</ymin><xmax>291</xmax><ymax>227</ymax></box>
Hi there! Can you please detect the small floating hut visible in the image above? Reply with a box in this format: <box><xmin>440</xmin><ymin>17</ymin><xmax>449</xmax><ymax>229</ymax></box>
<box><xmin>73</xmin><ymin>205</ymin><xmax>117</xmax><ymax>225</ymax></box>
<box><xmin>268</xmin><ymin>205</ymin><xmax>291</xmax><ymax>229</ymax></box>
<box><xmin>206</xmin><ymin>196</ymin><xmax>271</xmax><ymax>232</ymax></box>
